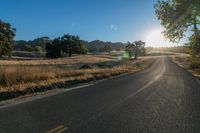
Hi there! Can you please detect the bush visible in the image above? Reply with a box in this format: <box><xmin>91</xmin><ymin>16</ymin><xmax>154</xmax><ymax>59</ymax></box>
<box><xmin>189</xmin><ymin>60</ymin><xmax>200</xmax><ymax>69</ymax></box>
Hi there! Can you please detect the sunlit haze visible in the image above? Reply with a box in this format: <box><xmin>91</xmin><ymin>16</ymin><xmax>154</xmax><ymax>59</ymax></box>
<box><xmin>146</xmin><ymin>29</ymin><xmax>178</xmax><ymax>47</ymax></box>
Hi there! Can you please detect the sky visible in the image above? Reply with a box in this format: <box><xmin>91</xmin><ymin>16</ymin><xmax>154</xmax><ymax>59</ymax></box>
<box><xmin>0</xmin><ymin>0</ymin><xmax>185</xmax><ymax>47</ymax></box>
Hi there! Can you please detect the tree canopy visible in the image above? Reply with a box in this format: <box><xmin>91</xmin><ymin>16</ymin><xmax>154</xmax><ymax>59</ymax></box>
<box><xmin>155</xmin><ymin>0</ymin><xmax>200</xmax><ymax>42</ymax></box>
<box><xmin>155</xmin><ymin>0</ymin><xmax>200</xmax><ymax>57</ymax></box>
<box><xmin>0</xmin><ymin>19</ymin><xmax>15</xmax><ymax>57</ymax></box>
<box><xmin>46</xmin><ymin>34</ymin><xmax>88</xmax><ymax>58</ymax></box>
<box><xmin>125</xmin><ymin>40</ymin><xmax>146</xmax><ymax>59</ymax></box>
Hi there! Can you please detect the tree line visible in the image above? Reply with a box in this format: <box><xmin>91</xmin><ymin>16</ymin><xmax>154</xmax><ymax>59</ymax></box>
<box><xmin>84</xmin><ymin>40</ymin><xmax>125</xmax><ymax>52</ymax></box>
<box><xmin>0</xmin><ymin>19</ymin><xmax>146</xmax><ymax>59</ymax></box>
<box><xmin>0</xmin><ymin>19</ymin><xmax>146</xmax><ymax>60</ymax></box>
<box><xmin>14</xmin><ymin>39</ymin><xmax>126</xmax><ymax>53</ymax></box>
<box><xmin>14</xmin><ymin>37</ymin><xmax>51</xmax><ymax>53</ymax></box>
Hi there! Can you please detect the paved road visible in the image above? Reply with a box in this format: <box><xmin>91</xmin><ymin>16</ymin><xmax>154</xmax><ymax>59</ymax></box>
<box><xmin>1</xmin><ymin>56</ymin><xmax>200</xmax><ymax>133</ymax></box>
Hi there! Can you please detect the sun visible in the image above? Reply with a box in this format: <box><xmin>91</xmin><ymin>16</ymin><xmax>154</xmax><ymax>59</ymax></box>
<box><xmin>146</xmin><ymin>29</ymin><xmax>172</xmax><ymax>47</ymax></box>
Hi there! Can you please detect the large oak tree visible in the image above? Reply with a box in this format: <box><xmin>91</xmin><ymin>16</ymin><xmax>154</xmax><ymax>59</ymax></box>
<box><xmin>125</xmin><ymin>40</ymin><xmax>146</xmax><ymax>59</ymax></box>
<box><xmin>46</xmin><ymin>34</ymin><xmax>88</xmax><ymax>58</ymax></box>
<box><xmin>155</xmin><ymin>0</ymin><xmax>200</xmax><ymax>57</ymax></box>
<box><xmin>0</xmin><ymin>19</ymin><xmax>15</xmax><ymax>58</ymax></box>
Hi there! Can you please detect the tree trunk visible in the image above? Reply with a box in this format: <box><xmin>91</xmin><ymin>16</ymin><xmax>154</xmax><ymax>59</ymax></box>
<box><xmin>192</xmin><ymin>17</ymin><xmax>200</xmax><ymax>58</ymax></box>
<box><xmin>193</xmin><ymin>18</ymin><xmax>199</xmax><ymax>37</ymax></box>
<box><xmin>134</xmin><ymin>53</ymin><xmax>137</xmax><ymax>60</ymax></box>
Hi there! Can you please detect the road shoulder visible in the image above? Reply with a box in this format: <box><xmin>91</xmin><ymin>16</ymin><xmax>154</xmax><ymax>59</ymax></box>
<box><xmin>172</xmin><ymin>55</ymin><xmax>200</xmax><ymax>83</ymax></box>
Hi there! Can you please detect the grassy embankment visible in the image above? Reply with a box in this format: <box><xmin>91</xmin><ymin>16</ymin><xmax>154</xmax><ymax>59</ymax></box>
<box><xmin>173</xmin><ymin>54</ymin><xmax>200</xmax><ymax>78</ymax></box>
<box><xmin>0</xmin><ymin>54</ymin><xmax>157</xmax><ymax>101</ymax></box>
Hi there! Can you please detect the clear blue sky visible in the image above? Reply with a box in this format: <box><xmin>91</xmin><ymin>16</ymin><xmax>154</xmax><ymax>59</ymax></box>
<box><xmin>0</xmin><ymin>0</ymin><xmax>164</xmax><ymax>43</ymax></box>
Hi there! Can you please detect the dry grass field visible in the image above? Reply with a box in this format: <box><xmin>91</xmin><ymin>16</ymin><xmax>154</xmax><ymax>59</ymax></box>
<box><xmin>0</xmin><ymin>54</ymin><xmax>115</xmax><ymax>66</ymax></box>
<box><xmin>0</xmin><ymin>54</ymin><xmax>157</xmax><ymax>100</ymax></box>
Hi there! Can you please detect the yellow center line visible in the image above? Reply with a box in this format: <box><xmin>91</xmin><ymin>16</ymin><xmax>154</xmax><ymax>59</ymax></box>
<box><xmin>45</xmin><ymin>125</ymin><xmax>67</xmax><ymax>133</ymax></box>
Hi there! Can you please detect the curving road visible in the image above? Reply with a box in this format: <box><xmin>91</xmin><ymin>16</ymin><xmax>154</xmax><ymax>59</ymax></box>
<box><xmin>0</xmin><ymin>56</ymin><xmax>200</xmax><ymax>133</ymax></box>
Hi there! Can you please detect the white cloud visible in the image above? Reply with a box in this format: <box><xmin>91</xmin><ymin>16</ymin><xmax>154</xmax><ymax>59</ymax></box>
<box><xmin>110</xmin><ymin>24</ymin><xmax>118</xmax><ymax>31</ymax></box>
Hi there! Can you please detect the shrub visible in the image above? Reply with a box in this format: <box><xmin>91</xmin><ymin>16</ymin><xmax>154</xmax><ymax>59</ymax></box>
<box><xmin>189</xmin><ymin>60</ymin><xmax>200</xmax><ymax>69</ymax></box>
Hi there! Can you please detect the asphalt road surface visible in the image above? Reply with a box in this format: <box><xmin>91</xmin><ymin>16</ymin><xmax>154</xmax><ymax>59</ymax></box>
<box><xmin>1</xmin><ymin>56</ymin><xmax>200</xmax><ymax>133</ymax></box>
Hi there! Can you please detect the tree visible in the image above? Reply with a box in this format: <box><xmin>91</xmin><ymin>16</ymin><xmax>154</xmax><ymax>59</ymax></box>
<box><xmin>187</xmin><ymin>31</ymin><xmax>200</xmax><ymax>58</ymax></box>
<box><xmin>135</xmin><ymin>40</ymin><xmax>146</xmax><ymax>56</ymax></box>
<box><xmin>155</xmin><ymin>0</ymin><xmax>200</xmax><ymax>57</ymax></box>
<box><xmin>0</xmin><ymin>19</ymin><xmax>15</xmax><ymax>58</ymax></box>
<box><xmin>46</xmin><ymin>34</ymin><xmax>88</xmax><ymax>58</ymax></box>
<box><xmin>125</xmin><ymin>42</ymin><xmax>135</xmax><ymax>59</ymax></box>
<box><xmin>60</xmin><ymin>34</ymin><xmax>87</xmax><ymax>56</ymax></box>
<box><xmin>35</xmin><ymin>46</ymin><xmax>43</xmax><ymax>54</ymax></box>
<box><xmin>72</xmin><ymin>39</ymin><xmax>88</xmax><ymax>54</ymax></box>
<box><xmin>46</xmin><ymin>37</ymin><xmax>62</xmax><ymax>58</ymax></box>
<box><xmin>24</xmin><ymin>45</ymin><xmax>34</xmax><ymax>52</ymax></box>
<box><xmin>125</xmin><ymin>40</ymin><xmax>146</xmax><ymax>59</ymax></box>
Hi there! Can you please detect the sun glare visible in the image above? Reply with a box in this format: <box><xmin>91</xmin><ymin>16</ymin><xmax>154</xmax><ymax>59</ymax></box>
<box><xmin>146</xmin><ymin>29</ymin><xmax>172</xmax><ymax>47</ymax></box>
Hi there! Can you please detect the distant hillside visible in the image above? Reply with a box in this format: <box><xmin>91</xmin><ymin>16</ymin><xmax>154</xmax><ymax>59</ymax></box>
<box><xmin>14</xmin><ymin>38</ymin><xmax>126</xmax><ymax>53</ymax></box>
<box><xmin>85</xmin><ymin>40</ymin><xmax>125</xmax><ymax>52</ymax></box>
<box><xmin>14</xmin><ymin>37</ymin><xmax>51</xmax><ymax>52</ymax></box>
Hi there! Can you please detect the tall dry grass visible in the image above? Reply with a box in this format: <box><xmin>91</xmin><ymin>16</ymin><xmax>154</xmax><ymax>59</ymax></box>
<box><xmin>0</xmin><ymin>66</ymin><xmax>59</xmax><ymax>86</ymax></box>
<box><xmin>0</xmin><ymin>57</ymin><xmax>157</xmax><ymax>93</ymax></box>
